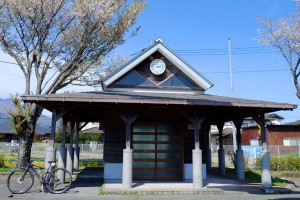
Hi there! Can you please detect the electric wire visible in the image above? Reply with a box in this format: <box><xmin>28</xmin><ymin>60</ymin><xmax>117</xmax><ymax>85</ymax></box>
<box><xmin>0</xmin><ymin>46</ymin><xmax>291</xmax><ymax>77</ymax></box>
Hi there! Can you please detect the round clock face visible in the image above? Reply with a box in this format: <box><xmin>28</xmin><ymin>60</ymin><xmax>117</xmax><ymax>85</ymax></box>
<box><xmin>149</xmin><ymin>59</ymin><xmax>166</xmax><ymax>75</ymax></box>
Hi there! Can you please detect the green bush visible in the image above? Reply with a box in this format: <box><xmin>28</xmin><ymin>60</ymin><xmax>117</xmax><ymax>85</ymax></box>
<box><xmin>0</xmin><ymin>154</ymin><xmax>4</xmax><ymax>167</ymax></box>
<box><xmin>79</xmin><ymin>160</ymin><xmax>104</xmax><ymax>167</ymax></box>
<box><xmin>255</xmin><ymin>156</ymin><xmax>300</xmax><ymax>171</ymax></box>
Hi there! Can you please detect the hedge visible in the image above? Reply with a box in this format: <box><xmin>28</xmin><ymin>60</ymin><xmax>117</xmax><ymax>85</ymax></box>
<box><xmin>255</xmin><ymin>156</ymin><xmax>300</xmax><ymax>170</ymax></box>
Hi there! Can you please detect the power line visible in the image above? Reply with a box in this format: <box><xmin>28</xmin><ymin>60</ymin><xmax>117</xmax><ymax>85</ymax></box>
<box><xmin>202</xmin><ymin>68</ymin><xmax>290</xmax><ymax>74</ymax></box>
<box><xmin>0</xmin><ymin>60</ymin><xmax>19</xmax><ymax>65</ymax></box>
<box><xmin>174</xmin><ymin>46</ymin><xmax>278</xmax><ymax>56</ymax></box>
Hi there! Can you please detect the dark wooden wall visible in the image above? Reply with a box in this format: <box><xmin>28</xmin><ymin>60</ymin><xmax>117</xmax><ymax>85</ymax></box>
<box><xmin>103</xmin><ymin>106</ymin><xmax>209</xmax><ymax>164</ymax></box>
<box><xmin>103</xmin><ymin>108</ymin><xmax>126</xmax><ymax>163</ymax></box>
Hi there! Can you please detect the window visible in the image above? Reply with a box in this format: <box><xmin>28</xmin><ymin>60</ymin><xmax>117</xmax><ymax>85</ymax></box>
<box><xmin>283</xmin><ymin>138</ymin><xmax>290</xmax><ymax>146</ymax></box>
<box><xmin>250</xmin><ymin>138</ymin><xmax>259</xmax><ymax>146</ymax></box>
<box><xmin>115</xmin><ymin>70</ymin><xmax>154</xmax><ymax>86</ymax></box>
<box><xmin>283</xmin><ymin>138</ymin><xmax>300</xmax><ymax>146</ymax></box>
<box><xmin>160</xmin><ymin>73</ymin><xmax>196</xmax><ymax>87</ymax></box>
<box><xmin>242</xmin><ymin>123</ymin><xmax>248</xmax><ymax>127</ymax></box>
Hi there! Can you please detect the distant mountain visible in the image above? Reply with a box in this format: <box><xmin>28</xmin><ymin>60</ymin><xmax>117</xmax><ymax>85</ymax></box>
<box><xmin>0</xmin><ymin>98</ymin><xmax>51</xmax><ymax>134</ymax></box>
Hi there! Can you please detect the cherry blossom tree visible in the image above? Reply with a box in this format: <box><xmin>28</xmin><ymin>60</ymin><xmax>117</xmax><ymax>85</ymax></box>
<box><xmin>0</xmin><ymin>0</ymin><xmax>146</xmax><ymax>167</ymax></box>
<box><xmin>257</xmin><ymin>2</ymin><xmax>300</xmax><ymax>99</ymax></box>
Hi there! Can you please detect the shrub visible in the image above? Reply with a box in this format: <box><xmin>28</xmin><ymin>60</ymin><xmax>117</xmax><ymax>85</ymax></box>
<box><xmin>32</xmin><ymin>161</ymin><xmax>44</xmax><ymax>168</ymax></box>
<box><xmin>0</xmin><ymin>154</ymin><xmax>4</xmax><ymax>167</ymax></box>
<box><xmin>0</xmin><ymin>155</ymin><xmax>16</xmax><ymax>168</ymax></box>
<box><xmin>255</xmin><ymin>156</ymin><xmax>300</xmax><ymax>171</ymax></box>
<box><xmin>79</xmin><ymin>160</ymin><xmax>104</xmax><ymax>167</ymax></box>
<box><xmin>255</xmin><ymin>157</ymin><xmax>261</xmax><ymax>169</ymax></box>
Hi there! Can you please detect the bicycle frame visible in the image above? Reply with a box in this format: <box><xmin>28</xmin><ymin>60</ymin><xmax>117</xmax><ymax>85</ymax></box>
<box><xmin>22</xmin><ymin>162</ymin><xmax>54</xmax><ymax>188</ymax></box>
<box><xmin>8</xmin><ymin>161</ymin><xmax>72</xmax><ymax>194</ymax></box>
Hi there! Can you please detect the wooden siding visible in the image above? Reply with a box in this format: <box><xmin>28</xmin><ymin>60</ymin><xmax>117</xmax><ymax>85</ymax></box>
<box><xmin>103</xmin><ymin>108</ymin><xmax>126</xmax><ymax>163</ymax></box>
<box><xmin>104</xmin><ymin>107</ymin><xmax>209</xmax><ymax>164</ymax></box>
<box><xmin>242</xmin><ymin>125</ymin><xmax>300</xmax><ymax>146</ymax></box>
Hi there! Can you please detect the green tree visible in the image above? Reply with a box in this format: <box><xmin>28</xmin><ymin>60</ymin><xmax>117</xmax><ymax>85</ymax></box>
<box><xmin>5</xmin><ymin>95</ymin><xmax>31</xmax><ymax>166</ymax></box>
<box><xmin>0</xmin><ymin>0</ymin><xmax>146</xmax><ymax>167</ymax></box>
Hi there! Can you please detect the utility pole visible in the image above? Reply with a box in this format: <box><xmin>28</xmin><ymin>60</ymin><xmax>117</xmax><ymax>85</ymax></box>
<box><xmin>228</xmin><ymin>38</ymin><xmax>237</xmax><ymax>152</ymax></box>
<box><xmin>228</xmin><ymin>38</ymin><xmax>234</xmax><ymax>97</ymax></box>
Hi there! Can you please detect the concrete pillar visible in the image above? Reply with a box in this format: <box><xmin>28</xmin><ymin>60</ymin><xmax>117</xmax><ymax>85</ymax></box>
<box><xmin>218</xmin><ymin>148</ymin><xmax>226</xmax><ymax>175</ymax></box>
<box><xmin>206</xmin><ymin>149</ymin><xmax>212</xmax><ymax>172</ymax></box>
<box><xmin>260</xmin><ymin>147</ymin><xmax>272</xmax><ymax>188</ymax></box>
<box><xmin>45</xmin><ymin>146</ymin><xmax>56</xmax><ymax>169</ymax></box>
<box><xmin>122</xmin><ymin>148</ymin><xmax>133</xmax><ymax>189</ymax></box>
<box><xmin>57</xmin><ymin>147</ymin><xmax>66</xmax><ymax>182</ymax></box>
<box><xmin>235</xmin><ymin>149</ymin><xmax>245</xmax><ymax>180</ymax></box>
<box><xmin>66</xmin><ymin>147</ymin><xmax>74</xmax><ymax>174</ymax></box>
<box><xmin>192</xmin><ymin>149</ymin><xmax>203</xmax><ymax>189</ymax></box>
<box><xmin>73</xmin><ymin>147</ymin><xmax>80</xmax><ymax>171</ymax></box>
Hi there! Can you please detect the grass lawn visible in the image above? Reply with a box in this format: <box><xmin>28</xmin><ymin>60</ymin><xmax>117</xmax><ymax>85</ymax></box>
<box><xmin>226</xmin><ymin>168</ymin><xmax>291</xmax><ymax>186</ymax></box>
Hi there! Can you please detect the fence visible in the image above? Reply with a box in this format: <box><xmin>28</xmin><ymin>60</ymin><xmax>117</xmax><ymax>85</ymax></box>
<box><xmin>0</xmin><ymin>142</ymin><xmax>103</xmax><ymax>158</ymax></box>
<box><xmin>218</xmin><ymin>145</ymin><xmax>300</xmax><ymax>158</ymax></box>
<box><xmin>1</xmin><ymin>142</ymin><xmax>300</xmax><ymax>158</ymax></box>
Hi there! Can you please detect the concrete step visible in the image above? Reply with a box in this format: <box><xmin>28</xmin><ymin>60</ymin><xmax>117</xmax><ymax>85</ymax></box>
<box><xmin>102</xmin><ymin>181</ymin><xmax>224</xmax><ymax>195</ymax></box>
<box><xmin>102</xmin><ymin>188</ymin><xmax>224</xmax><ymax>195</ymax></box>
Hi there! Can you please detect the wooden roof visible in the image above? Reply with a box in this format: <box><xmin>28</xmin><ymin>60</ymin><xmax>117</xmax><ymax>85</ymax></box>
<box><xmin>22</xmin><ymin>91</ymin><xmax>296</xmax><ymax>112</ymax></box>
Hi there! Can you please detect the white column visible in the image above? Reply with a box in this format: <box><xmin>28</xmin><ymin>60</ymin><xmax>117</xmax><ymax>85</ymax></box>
<box><xmin>45</xmin><ymin>146</ymin><xmax>56</xmax><ymax>169</ymax></box>
<box><xmin>260</xmin><ymin>144</ymin><xmax>272</xmax><ymax>188</ymax></box>
<box><xmin>57</xmin><ymin>147</ymin><xmax>66</xmax><ymax>183</ymax></box>
<box><xmin>236</xmin><ymin>149</ymin><xmax>245</xmax><ymax>180</ymax></box>
<box><xmin>122</xmin><ymin>148</ymin><xmax>133</xmax><ymax>189</ymax></box>
<box><xmin>193</xmin><ymin>149</ymin><xmax>202</xmax><ymax>189</ymax></box>
<box><xmin>66</xmin><ymin>147</ymin><xmax>74</xmax><ymax>174</ymax></box>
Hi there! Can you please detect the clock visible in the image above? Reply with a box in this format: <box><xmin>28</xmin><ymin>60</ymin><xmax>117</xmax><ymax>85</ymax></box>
<box><xmin>149</xmin><ymin>59</ymin><xmax>166</xmax><ymax>75</ymax></box>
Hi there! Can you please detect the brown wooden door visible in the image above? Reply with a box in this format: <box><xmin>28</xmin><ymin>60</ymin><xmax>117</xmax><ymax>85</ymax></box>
<box><xmin>132</xmin><ymin>124</ymin><xmax>183</xmax><ymax>181</ymax></box>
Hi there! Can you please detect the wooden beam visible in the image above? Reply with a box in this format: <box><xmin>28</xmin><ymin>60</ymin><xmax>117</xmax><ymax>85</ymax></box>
<box><xmin>233</xmin><ymin>118</ymin><xmax>244</xmax><ymax>150</ymax></box>
<box><xmin>251</xmin><ymin>114</ymin><xmax>267</xmax><ymax>146</ymax></box>
<box><xmin>49</xmin><ymin>109</ymin><xmax>57</xmax><ymax>147</ymax></box>
<box><xmin>216</xmin><ymin>121</ymin><xmax>225</xmax><ymax>148</ymax></box>
<box><xmin>75</xmin><ymin>121</ymin><xmax>80</xmax><ymax>148</ymax></box>
<box><xmin>113</xmin><ymin>108</ymin><xmax>140</xmax><ymax>149</ymax></box>
<box><xmin>69</xmin><ymin>120</ymin><xmax>75</xmax><ymax>148</ymax></box>
<box><xmin>55</xmin><ymin>106</ymin><xmax>75</xmax><ymax>121</ymax></box>
<box><xmin>61</xmin><ymin>118</ymin><xmax>67</xmax><ymax>148</ymax></box>
<box><xmin>179</xmin><ymin>109</ymin><xmax>206</xmax><ymax>149</ymax></box>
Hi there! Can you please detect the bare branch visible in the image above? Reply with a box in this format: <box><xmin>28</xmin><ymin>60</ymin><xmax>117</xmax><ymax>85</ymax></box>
<box><xmin>257</xmin><ymin>2</ymin><xmax>300</xmax><ymax>99</ymax></box>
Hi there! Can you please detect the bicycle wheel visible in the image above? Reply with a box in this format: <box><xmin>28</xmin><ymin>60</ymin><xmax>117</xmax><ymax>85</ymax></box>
<box><xmin>45</xmin><ymin>168</ymin><xmax>72</xmax><ymax>194</ymax></box>
<box><xmin>7</xmin><ymin>168</ymin><xmax>34</xmax><ymax>194</ymax></box>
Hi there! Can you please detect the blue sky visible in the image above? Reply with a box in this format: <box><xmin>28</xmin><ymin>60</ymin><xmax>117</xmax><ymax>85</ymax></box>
<box><xmin>0</xmin><ymin>0</ymin><xmax>299</xmax><ymax>123</ymax></box>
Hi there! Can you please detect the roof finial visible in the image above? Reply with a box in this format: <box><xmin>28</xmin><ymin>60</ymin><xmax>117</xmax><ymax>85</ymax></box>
<box><xmin>155</xmin><ymin>38</ymin><xmax>163</xmax><ymax>43</ymax></box>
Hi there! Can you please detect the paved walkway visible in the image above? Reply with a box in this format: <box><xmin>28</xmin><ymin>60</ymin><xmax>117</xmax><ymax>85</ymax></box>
<box><xmin>1</xmin><ymin>168</ymin><xmax>300</xmax><ymax>200</ymax></box>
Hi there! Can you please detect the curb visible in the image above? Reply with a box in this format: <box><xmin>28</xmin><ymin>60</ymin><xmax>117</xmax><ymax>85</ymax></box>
<box><xmin>261</xmin><ymin>186</ymin><xmax>292</xmax><ymax>194</ymax></box>
<box><xmin>102</xmin><ymin>189</ymin><xmax>224</xmax><ymax>195</ymax></box>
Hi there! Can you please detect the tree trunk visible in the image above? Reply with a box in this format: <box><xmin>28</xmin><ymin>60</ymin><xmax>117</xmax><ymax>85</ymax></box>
<box><xmin>17</xmin><ymin>104</ymin><xmax>40</xmax><ymax>168</ymax></box>
<box><xmin>17</xmin><ymin>133</ymin><xmax>34</xmax><ymax>168</ymax></box>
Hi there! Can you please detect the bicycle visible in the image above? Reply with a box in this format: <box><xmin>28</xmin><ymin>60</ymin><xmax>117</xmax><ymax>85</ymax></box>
<box><xmin>7</xmin><ymin>161</ymin><xmax>72</xmax><ymax>194</ymax></box>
